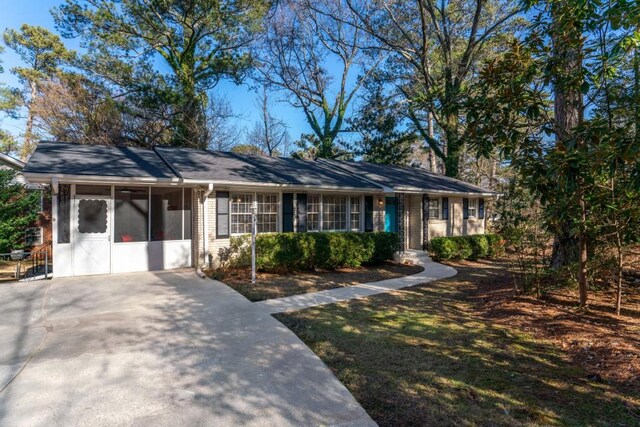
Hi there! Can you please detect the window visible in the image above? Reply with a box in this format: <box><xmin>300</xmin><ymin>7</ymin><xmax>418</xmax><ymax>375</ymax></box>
<box><xmin>322</xmin><ymin>195</ymin><xmax>347</xmax><ymax>231</ymax></box>
<box><xmin>350</xmin><ymin>196</ymin><xmax>361</xmax><ymax>231</ymax></box>
<box><xmin>25</xmin><ymin>227</ymin><xmax>43</xmax><ymax>246</ymax></box>
<box><xmin>114</xmin><ymin>187</ymin><xmax>149</xmax><ymax>242</ymax></box>
<box><xmin>257</xmin><ymin>193</ymin><xmax>278</xmax><ymax>233</ymax></box>
<box><xmin>150</xmin><ymin>188</ymin><xmax>183</xmax><ymax>241</ymax></box>
<box><xmin>76</xmin><ymin>185</ymin><xmax>111</xmax><ymax>196</ymax></box>
<box><xmin>183</xmin><ymin>189</ymin><xmax>192</xmax><ymax>239</ymax></box>
<box><xmin>429</xmin><ymin>198</ymin><xmax>440</xmax><ymax>219</ymax></box>
<box><xmin>78</xmin><ymin>199</ymin><xmax>108</xmax><ymax>233</ymax></box>
<box><xmin>307</xmin><ymin>194</ymin><xmax>320</xmax><ymax>231</ymax></box>
<box><xmin>468</xmin><ymin>198</ymin><xmax>478</xmax><ymax>218</ymax></box>
<box><xmin>231</xmin><ymin>193</ymin><xmax>253</xmax><ymax>234</ymax></box>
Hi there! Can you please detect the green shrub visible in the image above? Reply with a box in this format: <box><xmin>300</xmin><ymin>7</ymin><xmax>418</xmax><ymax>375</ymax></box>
<box><xmin>224</xmin><ymin>231</ymin><xmax>398</xmax><ymax>272</ymax></box>
<box><xmin>451</xmin><ymin>236</ymin><xmax>473</xmax><ymax>259</ymax></box>
<box><xmin>429</xmin><ymin>234</ymin><xmax>502</xmax><ymax>261</ymax></box>
<box><xmin>430</xmin><ymin>237</ymin><xmax>458</xmax><ymax>260</ymax></box>
<box><xmin>469</xmin><ymin>235</ymin><xmax>490</xmax><ymax>260</ymax></box>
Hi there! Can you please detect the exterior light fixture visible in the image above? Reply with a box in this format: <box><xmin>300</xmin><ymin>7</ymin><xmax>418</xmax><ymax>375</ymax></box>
<box><xmin>377</xmin><ymin>198</ymin><xmax>384</xmax><ymax>207</ymax></box>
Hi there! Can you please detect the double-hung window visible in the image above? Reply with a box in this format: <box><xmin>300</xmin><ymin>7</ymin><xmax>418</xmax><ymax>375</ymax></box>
<box><xmin>468</xmin><ymin>198</ymin><xmax>478</xmax><ymax>218</ymax></box>
<box><xmin>307</xmin><ymin>194</ymin><xmax>320</xmax><ymax>231</ymax></box>
<box><xmin>322</xmin><ymin>195</ymin><xmax>347</xmax><ymax>231</ymax></box>
<box><xmin>257</xmin><ymin>193</ymin><xmax>278</xmax><ymax>233</ymax></box>
<box><xmin>350</xmin><ymin>196</ymin><xmax>361</xmax><ymax>231</ymax></box>
<box><xmin>429</xmin><ymin>198</ymin><xmax>440</xmax><ymax>219</ymax></box>
<box><xmin>230</xmin><ymin>193</ymin><xmax>253</xmax><ymax>234</ymax></box>
<box><xmin>230</xmin><ymin>193</ymin><xmax>279</xmax><ymax>234</ymax></box>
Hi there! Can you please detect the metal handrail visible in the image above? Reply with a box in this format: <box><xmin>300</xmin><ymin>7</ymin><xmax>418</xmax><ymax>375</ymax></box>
<box><xmin>1</xmin><ymin>249</ymin><xmax>51</xmax><ymax>281</ymax></box>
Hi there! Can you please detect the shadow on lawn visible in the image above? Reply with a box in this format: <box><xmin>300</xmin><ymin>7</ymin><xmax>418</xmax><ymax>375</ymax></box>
<box><xmin>277</xmin><ymin>263</ymin><xmax>640</xmax><ymax>427</ymax></box>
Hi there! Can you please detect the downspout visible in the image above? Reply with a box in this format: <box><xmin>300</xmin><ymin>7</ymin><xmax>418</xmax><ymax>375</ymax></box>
<box><xmin>201</xmin><ymin>183</ymin><xmax>214</xmax><ymax>273</ymax></box>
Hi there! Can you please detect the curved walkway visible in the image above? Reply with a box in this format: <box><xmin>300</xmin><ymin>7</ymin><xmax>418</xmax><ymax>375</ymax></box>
<box><xmin>256</xmin><ymin>251</ymin><xmax>457</xmax><ymax>314</ymax></box>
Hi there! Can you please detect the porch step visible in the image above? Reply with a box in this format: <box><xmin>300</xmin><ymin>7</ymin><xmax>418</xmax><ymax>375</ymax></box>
<box><xmin>394</xmin><ymin>250</ymin><xmax>432</xmax><ymax>264</ymax></box>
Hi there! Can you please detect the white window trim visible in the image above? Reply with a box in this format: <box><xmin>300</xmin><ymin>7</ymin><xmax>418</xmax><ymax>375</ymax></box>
<box><xmin>321</xmin><ymin>194</ymin><xmax>349</xmax><ymax>232</ymax></box>
<box><xmin>468</xmin><ymin>198</ymin><xmax>478</xmax><ymax>219</ymax></box>
<box><xmin>230</xmin><ymin>191</ymin><xmax>280</xmax><ymax>236</ymax></box>
<box><xmin>429</xmin><ymin>197</ymin><xmax>441</xmax><ymax>220</ymax></box>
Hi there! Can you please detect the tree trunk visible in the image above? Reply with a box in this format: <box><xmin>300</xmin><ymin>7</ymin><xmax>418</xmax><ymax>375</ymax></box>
<box><xmin>549</xmin><ymin>0</ymin><xmax>584</xmax><ymax>270</ymax></box>
<box><xmin>428</xmin><ymin>111</ymin><xmax>438</xmax><ymax>172</ymax></box>
<box><xmin>20</xmin><ymin>80</ymin><xmax>38</xmax><ymax>161</ymax></box>
<box><xmin>577</xmin><ymin>196</ymin><xmax>588</xmax><ymax>307</ymax></box>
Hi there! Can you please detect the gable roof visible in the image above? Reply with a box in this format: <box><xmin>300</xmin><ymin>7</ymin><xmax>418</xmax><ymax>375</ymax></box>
<box><xmin>321</xmin><ymin>159</ymin><xmax>497</xmax><ymax>196</ymax></box>
<box><xmin>23</xmin><ymin>141</ymin><xmax>177</xmax><ymax>180</ymax></box>
<box><xmin>23</xmin><ymin>141</ymin><xmax>496</xmax><ymax>196</ymax></box>
<box><xmin>154</xmin><ymin>146</ymin><xmax>381</xmax><ymax>190</ymax></box>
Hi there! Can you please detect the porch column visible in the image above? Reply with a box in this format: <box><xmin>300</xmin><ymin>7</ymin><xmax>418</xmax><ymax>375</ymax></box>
<box><xmin>395</xmin><ymin>193</ymin><xmax>406</xmax><ymax>252</ymax></box>
<box><xmin>422</xmin><ymin>194</ymin><xmax>429</xmax><ymax>250</ymax></box>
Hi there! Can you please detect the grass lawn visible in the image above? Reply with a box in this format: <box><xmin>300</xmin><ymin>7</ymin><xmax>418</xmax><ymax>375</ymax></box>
<box><xmin>219</xmin><ymin>262</ymin><xmax>423</xmax><ymax>301</ymax></box>
<box><xmin>276</xmin><ymin>260</ymin><xmax>640</xmax><ymax>426</ymax></box>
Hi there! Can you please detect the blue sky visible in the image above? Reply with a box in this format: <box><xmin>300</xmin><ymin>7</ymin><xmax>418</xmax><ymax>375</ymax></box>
<box><xmin>0</xmin><ymin>0</ymin><xmax>310</xmax><ymax>144</ymax></box>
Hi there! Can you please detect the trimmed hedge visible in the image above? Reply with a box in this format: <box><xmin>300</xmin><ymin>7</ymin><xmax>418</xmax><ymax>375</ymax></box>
<box><xmin>222</xmin><ymin>232</ymin><xmax>398</xmax><ymax>272</ymax></box>
<box><xmin>430</xmin><ymin>234</ymin><xmax>504</xmax><ymax>261</ymax></box>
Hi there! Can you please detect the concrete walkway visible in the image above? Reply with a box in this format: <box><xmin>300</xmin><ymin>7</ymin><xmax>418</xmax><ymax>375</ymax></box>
<box><xmin>0</xmin><ymin>270</ymin><xmax>374</xmax><ymax>426</ymax></box>
<box><xmin>256</xmin><ymin>251</ymin><xmax>457</xmax><ymax>314</ymax></box>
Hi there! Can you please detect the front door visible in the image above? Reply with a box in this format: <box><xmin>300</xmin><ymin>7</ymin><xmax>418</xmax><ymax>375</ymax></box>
<box><xmin>384</xmin><ymin>197</ymin><xmax>397</xmax><ymax>232</ymax></box>
<box><xmin>73</xmin><ymin>196</ymin><xmax>111</xmax><ymax>276</ymax></box>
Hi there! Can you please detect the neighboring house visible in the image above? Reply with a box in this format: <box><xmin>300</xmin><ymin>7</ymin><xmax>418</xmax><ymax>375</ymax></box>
<box><xmin>0</xmin><ymin>152</ymin><xmax>52</xmax><ymax>253</ymax></box>
<box><xmin>23</xmin><ymin>141</ymin><xmax>497</xmax><ymax>277</ymax></box>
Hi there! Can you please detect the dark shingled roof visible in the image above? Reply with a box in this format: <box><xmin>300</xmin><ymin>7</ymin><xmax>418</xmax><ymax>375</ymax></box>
<box><xmin>23</xmin><ymin>141</ymin><xmax>177</xmax><ymax>179</ymax></box>
<box><xmin>154</xmin><ymin>146</ymin><xmax>381</xmax><ymax>189</ymax></box>
<box><xmin>321</xmin><ymin>159</ymin><xmax>497</xmax><ymax>195</ymax></box>
<box><xmin>24</xmin><ymin>141</ymin><xmax>496</xmax><ymax>195</ymax></box>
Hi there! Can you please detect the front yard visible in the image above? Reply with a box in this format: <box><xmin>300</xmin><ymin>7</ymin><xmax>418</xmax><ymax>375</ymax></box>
<box><xmin>276</xmin><ymin>259</ymin><xmax>640</xmax><ymax>426</ymax></box>
<box><xmin>219</xmin><ymin>261</ymin><xmax>423</xmax><ymax>301</ymax></box>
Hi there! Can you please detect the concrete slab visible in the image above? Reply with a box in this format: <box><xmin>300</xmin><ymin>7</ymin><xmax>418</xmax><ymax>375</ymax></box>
<box><xmin>256</xmin><ymin>252</ymin><xmax>457</xmax><ymax>314</ymax></box>
<box><xmin>0</xmin><ymin>270</ymin><xmax>374</xmax><ymax>426</ymax></box>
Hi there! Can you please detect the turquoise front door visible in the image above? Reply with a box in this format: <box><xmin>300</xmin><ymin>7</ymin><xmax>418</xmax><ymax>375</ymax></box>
<box><xmin>384</xmin><ymin>197</ymin><xmax>397</xmax><ymax>232</ymax></box>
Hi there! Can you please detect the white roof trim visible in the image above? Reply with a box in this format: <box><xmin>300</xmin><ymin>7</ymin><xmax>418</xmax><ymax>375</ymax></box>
<box><xmin>22</xmin><ymin>173</ymin><xmax>185</xmax><ymax>186</ymax></box>
<box><xmin>181</xmin><ymin>179</ymin><xmax>383</xmax><ymax>193</ymax></box>
<box><xmin>0</xmin><ymin>153</ymin><xmax>25</xmax><ymax>170</ymax></box>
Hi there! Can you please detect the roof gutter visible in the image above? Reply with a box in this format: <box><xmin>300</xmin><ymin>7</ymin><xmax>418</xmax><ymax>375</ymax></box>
<box><xmin>22</xmin><ymin>173</ymin><xmax>184</xmax><ymax>186</ymax></box>
<box><xmin>180</xmin><ymin>179</ymin><xmax>383</xmax><ymax>193</ymax></box>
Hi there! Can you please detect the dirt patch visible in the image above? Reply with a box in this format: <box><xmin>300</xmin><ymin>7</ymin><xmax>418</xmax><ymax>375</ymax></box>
<box><xmin>218</xmin><ymin>262</ymin><xmax>424</xmax><ymax>301</ymax></box>
<box><xmin>447</xmin><ymin>258</ymin><xmax>640</xmax><ymax>385</ymax></box>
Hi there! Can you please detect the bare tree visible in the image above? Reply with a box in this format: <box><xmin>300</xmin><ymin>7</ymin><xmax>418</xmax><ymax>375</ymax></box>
<box><xmin>258</xmin><ymin>0</ymin><xmax>382</xmax><ymax>158</ymax></box>
<box><xmin>343</xmin><ymin>0</ymin><xmax>523</xmax><ymax>177</ymax></box>
<box><xmin>206</xmin><ymin>95</ymin><xmax>243</xmax><ymax>151</ymax></box>
<box><xmin>245</xmin><ymin>87</ymin><xmax>291</xmax><ymax>156</ymax></box>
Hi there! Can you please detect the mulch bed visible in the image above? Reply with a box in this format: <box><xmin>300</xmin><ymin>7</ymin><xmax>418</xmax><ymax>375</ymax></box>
<box><xmin>448</xmin><ymin>258</ymin><xmax>640</xmax><ymax>385</ymax></box>
<box><xmin>217</xmin><ymin>261</ymin><xmax>424</xmax><ymax>302</ymax></box>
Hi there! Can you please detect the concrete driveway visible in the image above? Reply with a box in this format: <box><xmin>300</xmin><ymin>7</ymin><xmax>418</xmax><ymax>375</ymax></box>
<box><xmin>0</xmin><ymin>270</ymin><xmax>374</xmax><ymax>426</ymax></box>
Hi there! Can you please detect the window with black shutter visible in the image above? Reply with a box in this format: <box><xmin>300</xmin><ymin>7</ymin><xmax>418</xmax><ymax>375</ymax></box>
<box><xmin>296</xmin><ymin>193</ymin><xmax>307</xmax><ymax>232</ymax></box>
<box><xmin>216</xmin><ymin>191</ymin><xmax>229</xmax><ymax>238</ymax></box>
<box><xmin>479</xmin><ymin>198</ymin><xmax>485</xmax><ymax>219</ymax></box>
<box><xmin>463</xmin><ymin>198</ymin><xmax>469</xmax><ymax>220</ymax></box>
<box><xmin>441</xmin><ymin>197</ymin><xmax>449</xmax><ymax>220</ymax></box>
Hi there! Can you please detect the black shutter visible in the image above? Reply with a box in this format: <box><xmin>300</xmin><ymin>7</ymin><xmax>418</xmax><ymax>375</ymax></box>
<box><xmin>296</xmin><ymin>193</ymin><xmax>307</xmax><ymax>232</ymax></box>
<box><xmin>441</xmin><ymin>197</ymin><xmax>449</xmax><ymax>220</ymax></box>
<box><xmin>463</xmin><ymin>198</ymin><xmax>469</xmax><ymax>220</ymax></box>
<box><xmin>364</xmin><ymin>196</ymin><xmax>374</xmax><ymax>232</ymax></box>
<box><xmin>216</xmin><ymin>191</ymin><xmax>229</xmax><ymax>238</ymax></box>
<box><xmin>282</xmin><ymin>193</ymin><xmax>294</xmax><ymax>232</ymax></box>
<box><xmin>479</xmin><ymin>198</ymin><xmax>485</xmax><ymax>219</ymax></box>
